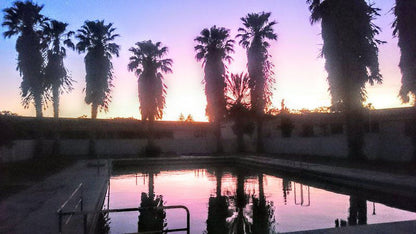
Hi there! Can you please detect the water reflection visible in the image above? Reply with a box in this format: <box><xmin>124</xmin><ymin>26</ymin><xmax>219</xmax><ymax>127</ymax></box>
<box><xmin>106</xmin><ymin>167</ymin><xmax>416</xmax><ymax>233</ymax></box>
<box><xmin>206</xmin><ymin>170</ymin><xmax>276</xmax><ymax>234</ymax></box>
<box><xmin>206</xmin><ymin>168</ymin><xmax>228</xmax><ymax>234</ymax></box>
<box><xmin>137</xmin><ymin>171</ymin><xmax>167</xmax><ymax>233</ymax></box>
<box><xmin>348</xmin><ymin>196</ymin><xmax>367</xmax><ymax>226</ymax></box>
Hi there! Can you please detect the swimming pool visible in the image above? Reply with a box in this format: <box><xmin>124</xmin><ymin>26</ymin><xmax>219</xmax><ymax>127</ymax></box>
<box><xmin>103</xmin><ymin>162</ymin><xmax>416</xmax><ymax>233</ymax></box>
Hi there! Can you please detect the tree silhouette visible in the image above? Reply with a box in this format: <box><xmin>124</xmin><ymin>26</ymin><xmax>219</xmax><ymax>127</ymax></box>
<box><xmin>2</xmin><ymin>1</ymin><xmax>47</xmax><ymax>118</ymax></box>
<box><xmin>237</xmin><ymin>12</ymin><xmax>277</xmax><ymax>153</ymax></box>
<box><xmin>225</xmin><ymin>73</ymin><xmax>254</xmax><ymax>152</ymax></box>
<box><xmin>206</xmin><ymin>169</ymin><xmax>228</xmax><ymax>234</ymax></box>
<box><xmin>252</xmin><ymin>174</ymin><xmax>276</xmax><ymax>234</ymax></box>
<box><xmin>185</xmin><ymin>114</ymin><xmax>194</xmax><ymax>122</ymax></box>
<box><xmin>393</xmin><ymin>0</ymin><xmax>416</xmax><ymax>162</ymax></box>
<box><xmin>347</xmin><ymin>196</ymin><xmax>367</xmax><ymax>225</ymax></box>
<box><xmin>195</xmin><ymin>25</ymin><xmax>235</xmax><ymax>153</ymax></box>
<box><xmin>307</xmin><ymin>0</ymin><xmax>383</xmax><ymax>159</ymax></box>
<box><xmin>138</xmin><ymin>172</ymin><xmax>166</xmax><ymax>233</ymax></box>
<box><xmin>128</xmin><ymin>40</ymin><xmax>172</xmax><ymax>151</ymax></box>
<box><xmin>178</xmin><ymin>113</ymin><xmax>185</xmax><ymax>121</ymax></box>
<box><xmin>227</xmin><ymin>173</ymin><xmax>251</xmax><ymax>233</ymax></box>
<box><xmin>394</xmin><ymin>0</ymin><xmax>416</xmax><ymax>104</ymax></box>
<box><xmin>76</xmin><ymin>20</ymin><xmax>120</xmax><ymax>119</ymax></box>
<box><xmin>43</xmin><ymin>20</ymin><xmax>74</xmax><ymax>119</ymax></box>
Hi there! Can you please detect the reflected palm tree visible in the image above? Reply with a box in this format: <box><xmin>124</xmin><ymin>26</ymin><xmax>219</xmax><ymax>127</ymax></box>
<box><xmin>138</xmin><ymin>172</ymin><xmax>167</xmax><ymax>233</ymax></box>
<box><xmin>252</xmin><ymin>174</ymin><xmax>276</xmax><ymax>234</ymax></box>
<box><xmin>206</xmin><ymin>169</ymin><xmax>228</xmax><ymax>234</ymax></box>
<box><xmin>348</xmin><ymin>196</ymin><xmax>367</xmax><ymax>226</ymax></box>
<box><xmin>227</xmin><ymin>173</ymin><xmax>251</xmax><ymax>234</ymax></box>
<box><xmin>282</xmin><ymin>179</ymin><xmax>291</xmax><ymax>205</ymax></box>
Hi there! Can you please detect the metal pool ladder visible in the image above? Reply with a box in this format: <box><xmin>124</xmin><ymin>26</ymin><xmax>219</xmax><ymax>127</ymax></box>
<box><xmin>57</xmin><ymin>183</ymin><xmax>190</xmax><ymax>234</ymax></box>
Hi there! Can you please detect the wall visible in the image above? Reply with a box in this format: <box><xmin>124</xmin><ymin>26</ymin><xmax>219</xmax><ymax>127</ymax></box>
<box><xmin>1</xmin><ymin>119</ymin><xmax>413</xmax><ymax>163</ymax></box>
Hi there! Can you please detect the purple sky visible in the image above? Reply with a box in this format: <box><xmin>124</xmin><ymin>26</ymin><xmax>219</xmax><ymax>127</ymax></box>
<box><xmin>0</xmin><ymin>0</ymin><xmax>408</xmax><ymax>121</ymax></box>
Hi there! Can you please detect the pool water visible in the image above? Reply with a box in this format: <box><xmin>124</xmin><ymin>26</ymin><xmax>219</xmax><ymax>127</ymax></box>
<box><xmin>103</xmin><ymin>167</ymin><xmax>416</xmax><ymax>233</ymax></box>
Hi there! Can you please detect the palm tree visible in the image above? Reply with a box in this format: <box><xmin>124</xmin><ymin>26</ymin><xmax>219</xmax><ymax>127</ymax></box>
<box><xmin>393</xmin><ymin>0</ymin><xmax>416</xmax><ymax>162</ymax></box>
<box><xmin>307</xmin><ymin>0</ymin><xmax>383</xmax><ymax>160</ymax></box>
<box><xmin>2</xmin><ymin>1</ymin><xmax>47</xmax><ymax>118</ymax></box>
<box><xmin>394</xmin><ymin>0</ymin><xmax>416</xmax><ymax>104</ymax></box>
<box><xmin>76</xmin><ymin>20</ymin><xmax>120</xmax><ymax>119</ymax></box>
<box><xmin>225</xmin><ymin>73</ymin><xmax>254</xmax><ymax>152</ymax></box>
<box><xmin>195</xmin><ymin>26</ymin><xmax>235</xmax><ymax>153</ymax></box>
<box><xmin>43</xmin><ymin>20</ymin><xmax>74</xmax><ymax>119</ymax></box>
<box><xmin>237</xmin><ymin>12</ymin><xmax>277</xmax><ymax>153</ymax></box>
<box><xmin>128</xmin><ymin>40</ymin><xmax>172</xmax><ymax>150</ymax></box>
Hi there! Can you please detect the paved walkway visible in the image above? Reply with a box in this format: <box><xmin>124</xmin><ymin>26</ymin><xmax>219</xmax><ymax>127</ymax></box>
<box><xmin>240</xmin><ymin>155</ymin><xmax>416</xmax><ymax>195</ymax></box>
<box><xmin>286</xmin><ymin>220</ymin><xmax>416</xmax><ymax>234</ymax></box>
<box><xmin>0</xmin><ymin>160</ymin><xmax>109</xmax><ymax>234</ymax></box>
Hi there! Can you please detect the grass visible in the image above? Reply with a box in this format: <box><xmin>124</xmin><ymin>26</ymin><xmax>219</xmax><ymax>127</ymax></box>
<box><xmin>0</xmin><ymin>155</ymin><xmax>75</xmax><ymax>201</ymax></box>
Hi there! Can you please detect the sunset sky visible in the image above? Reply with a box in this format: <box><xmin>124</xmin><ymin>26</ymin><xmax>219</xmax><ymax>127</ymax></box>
<box><xmin>0</xmin><ymin>0</ymin><xmax>410</xmax><ymax>121</ymax></box>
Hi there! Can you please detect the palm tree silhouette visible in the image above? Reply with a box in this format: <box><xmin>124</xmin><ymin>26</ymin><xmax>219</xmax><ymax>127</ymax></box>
<box><xmin>347</xmin><ymin>196</ymin><xmax>367</xmax><ymax>225</ymax></box>
<box><xmin>206</xmin><ymin>169</ymin><xmax>228</xmax><ymax>234</ymax></box>
<box><xmin>227</xmin><ymin>173</ymin><xmax>251</xmax><ymax>233</ymax></box>
<box><xmin>43</xmin><ymin>20</ymin><xmax>74</xmax><ymax>119</ymax></box>
<box><xmin>237</xmin><ymin>12</ymin><xmax>277</xmax><ymax>153</ymax></box>
<box><xmin>307</xmin><ymin>0</ymin><xmax>383</xmax><ymax>160</ymax></box>
<box><xmin>195</xmin><ymin>26</ymin><xmax>235</xmax><ymax>153</ymax></box>
<box><xmin>2</xmin><ymin>1</ymin><xmax>47</xmax><ymax>118</ymax></box>
<box><xmin>138</xmin><ymin>172</ymin><xmax>167</xmax><ymax>233</ymax></box>
<box><xmin>76</xmin><ymin>20</ymin><xmax>120</xmax><ymax>119</ymax></box>
<box><xmin>225</xmin><ymin>73</ymin><xmax>254</xmax><ymax>152</ymax></box>
<box><xmin>252</xmin><ymin>174</ymin><xmax>276</xmax><ymax>234</ymax></box>
<box><xmin>128</xmin><ymin>40</ymin><xmax>172</xmax><ymax>151</ymax></box>
<box><xmin>393</xmin><ymin>0</ymin><xmax>416</xmax><ymax>162</ymax></box>
<box><xmin>394</xmin><ymin>0</ymin><xmax>416</xmax><ymax>104</ymax></box>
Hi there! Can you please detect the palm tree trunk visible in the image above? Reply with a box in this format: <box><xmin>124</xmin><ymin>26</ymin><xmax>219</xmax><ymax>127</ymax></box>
<box><xmin>91</xmin><ymin>103</ymin><xmax>98</xmax><ymax>119</ymax></box>
<box><xmin>346</xmin><ymin>110</ymin><xmax>364</xmax><ymax>160</ymax></box>
<box><xmin>237</xmin><ymin>132</ymin><xmax>245</xmax><ymax>153</ymax></box>
<box><xmin>53</xmin><ymin>85</ymin><xmax>60</xmax><ymax>119</ymax></box>
<box><xmin>256</xmin><ymin>117</ymin><xmax>264</xmax><ymax>153</ymax></box>
<box><xmin>215</xmin><ymin>121</ymin><xmax>223</xmax><ymax>153</ymax></box>
<box><xmin>148</xmin><ymin>172</ymin><xmax>155</xmax><ymax>199</ymax></box>
<box><xmin>34</xmin><ymin>91</ymin><xmax>43</xmax><ymax>118</ymax></box>
<box><xmin>216</xmin><ymin>170</ymin><xmax>222</xmax><ymax>198</ymax></box>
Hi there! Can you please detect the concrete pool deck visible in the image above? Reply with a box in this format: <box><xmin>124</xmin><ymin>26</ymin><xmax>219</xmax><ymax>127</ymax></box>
<box><xmin>0</xmin><ymin>159</ymin><xmax>109</xmax><ymax>233</ymax></box>
<box><xmin>287</xmin><ymin>220</ymin><xmax>416</xmax><ymax>233</ymax></box>
<box><xmin>1</xmin><ymin>155</ymin><xmax>415</xmax><ymax>233</ymax></box>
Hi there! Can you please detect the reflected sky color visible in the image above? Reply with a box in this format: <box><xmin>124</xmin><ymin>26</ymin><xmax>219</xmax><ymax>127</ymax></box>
<box><xmin>0</xmin><ymin>0</ymin><xmax>410</xmax><ymax>121</ymax></box>
<box><xmin>105</xmin><ymin>169</ymin><xmax>416</xmax><ymax>233</ymax></box>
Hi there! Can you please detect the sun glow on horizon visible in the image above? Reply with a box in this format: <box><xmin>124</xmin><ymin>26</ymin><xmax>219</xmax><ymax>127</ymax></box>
<box><xmin>0</xmin><ymin>0</ymin><xmax>410</xmax><ymax>120</ymax></box>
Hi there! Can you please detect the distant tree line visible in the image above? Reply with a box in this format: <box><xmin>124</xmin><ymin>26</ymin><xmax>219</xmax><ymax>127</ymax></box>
<box><xmin>2</xmin><ymin>0</ymin><xmax>416</xmax><ymax>159</ymax></box>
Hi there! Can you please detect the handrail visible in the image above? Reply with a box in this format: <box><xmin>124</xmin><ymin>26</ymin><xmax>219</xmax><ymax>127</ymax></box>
<box><xmin>57</xmin><ymin>183</ymin><xmax>86</xmax><ymax>234</ymax></box>
<box><xmin>103</xmin><ymin>205</ymin><xmax>190</xmax><ymax>234</ymax></box>
<box><xmin>57</xmin><ymin>183</ymin><xmax>83</xmax><ymax>213</ymax></box>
